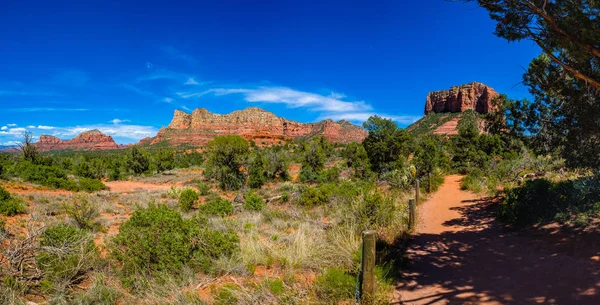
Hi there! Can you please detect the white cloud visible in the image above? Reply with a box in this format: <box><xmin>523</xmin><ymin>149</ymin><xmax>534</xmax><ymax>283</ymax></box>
<box><xmin>319</xmin><ymin>112</ymin><xmax>421</xmax><ymax>125</ymax></box>
<box><xmin>0</xmin><ymin>127</ymin><xmax>28</xmax><ymax>135</ymax></box>
<box><xmin>7</xmin><ymin>124</ymin><xmax>17</xmax><ymax>127</ymax></box>
<box><xmin>37</xmin><ymin>125</ymin><xmax>55</xmax><ymax>130</ymax></box>
<box><xmin>184</xmin><ymin>77</ymin><xmax>199</xmax><ymax>85</ymax></box>
<box><xmin>27</xmin><ymin>125</ymin><xmax>36</xmax><ymax>129</ymax></box>
<box><xmin>0</xmin><ymin>123</ymin><xmax>157</xmax><ymax>144</ymax></box>
<box><xmin>163</xmin><ymin>97</ymin><xmax>174</xmax><ymax>103</ymax></box>
<box><xmin>109</xmin><ymin>119</ymin><xmax>130</xmax><ymax>125</ymax></box>
<box><xmin>179</xmin><ymin>87</ymin><xmax>371</xmax><ymax>113</ymax></box>
<box><xmin>0</xmin><ymin>140</ymin><xmax>21</xmax><ymax>146</ymax></box>
<box><xmin>1</xmin><ymin>127</ymin><xmax>6</xmax><ymax>130</ymax></box>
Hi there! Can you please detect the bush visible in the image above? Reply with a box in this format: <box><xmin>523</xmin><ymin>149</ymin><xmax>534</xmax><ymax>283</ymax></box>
<box><xmin>298</xmin><ymin>186</ymin><xmax>330</xmax><ymax>207</ymax></box>
<box><xmin>214</xmin><ymin>284</ymin><xmax>239</xmax><ymax>305</ymax></box>
<box><xmin>78</xmin><ymin>178</ymin><xmax>107</xmax><ymax>193</ymax></box>
<box><xmin>314</xmin><ymin>268</ymin><xmax>355</xmax><ymax>303</ymax></box>
<box><xmin>197</xmin><ymin>182</ymin><xmax>211</xmax><ymax>196</ymax></box>
<box><xmin>37</xmin><ymin>224</ymin><xmax>97</xmax><ymax>293</ymax></box>
<box><xmin>0</xmin><ymin>187</ymin><xmax>25</xmax><ymax>216</ymax></box>
<box><xmin>111</xmin><ymin>204</ymin><xmax>239</xmax><ymax>280</ymax></box>
<box><xmin>243</xmin><ymin>192</ymin><xmax>265</xmax><ymax>211</ymax></box>
<box><xmin>179</xmin><ymin>188</ymin><xmax>199</xmax><ymax>212</ymax></box>
<box><xmin>199</xmin><ymin>196</ymin><xmax>234</xmax><ymax>216</ymax></box>
<box><xmin>63</xmin><ymin>194</ymin><xmax>101</xmax><ymax>231</ymax></box>
<box><xmin>204</xmin><ymin>135</ymin><xmax>249</xmax><ymax>191</ymax></box>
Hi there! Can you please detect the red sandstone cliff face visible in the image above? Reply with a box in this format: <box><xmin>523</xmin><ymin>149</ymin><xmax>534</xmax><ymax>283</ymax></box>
<box><xmin>150</xmin><ymin>107</ymin><xmax>368</xmax><ymax>146</ymax></box>
<box><xmin>36</xmin><ymin>130</ymin><xmax>118</xmax><ymax>151</ymax></box>
<box><xmin>424</xmin><ymin>82</ymin><xmax>499</xmax><ymax>115</ymax></box>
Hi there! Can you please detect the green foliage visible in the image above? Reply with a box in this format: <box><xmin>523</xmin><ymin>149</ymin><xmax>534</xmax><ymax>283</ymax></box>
<box><xmin>314</xmin><ymin>268</ymin><xmax>355</xmax><ymax>303</ymax></box>
<box><xmin>248</xmin><ymin>152</ymin><xmax>267</xmax><ymax>189</ymax></box>
<box><xmin>179</xmin><ymin>188</ymin><xmax>199</xmax><ymax>212</ymax></box>
<box><xmin>37</xmin><ymin>224</ymin><xmax>97</xmax><ymax>293</ymax></box>
<box><xmin>0</xmin><ymin>186</ymin><xmax>25</xmax><ymax>216</ymax></box>
<box><xmin>214</xmin><ymin>284</ymin><xmax>239</xmax><ymax>305</ymax></box>
<box><xmin>154</xmin><ymin>149</ymin><xmax>175</xmax><ymax>173</ymax></box>
<box><xmin>299</xmin><ymin>139</ymin><xmax>327</xmax><ymax>183</ymax></box>
<box><xmin>342</xmin><ymin>142</ymin><xmax>371</xmax><ymax>178</ymax></box>
<box><xmin>199</xmin><ymin>196</ymin><xmax>234</xmax><ymax>216</ymax></box>
<box><xmin>205</xmin><ymin>135</ymin><xmax>249</xmax><ymax>190</ymax></box>
<box><xmin>0</xmin><ymin>186</ymin><xmax>10</xmax><ymax>202</ymax></box>
<box><xmin>382</xmin><ymin>166</ymin><xmax>415</xmax><ymax>192</ymax></box>
<box><xmin>362</xmin><ymin>116</ymin><xmax>414</xmax><ymax>174</ymax></box>
<box><xmin>197</xmin><ymin>182</ymin><xmax>211</xmax><ymax>196</ymax></box>
<box><xmin>111</xmin><ymin>204</ymin><xmax>239</xmax><ymax>279</ymax></box>
<box><xmin>351</xmin><ymin>191</ymin><xmax>395</xmax><ymax>232</ymax></box>
<box><xmin>298</xmin><ymin>185</ymin><xmax>330</xmax><ymax>207</ymax></box>
<box><xmin>263</xmin><ymin>146</ymin><xmax>289</xmax><ymax>180</ymax></box>
<box><xmin>78</xmin><ymin>177</ymin><xmax>107</xmax><ymax>193</ymax></box>
<box><xmin>63</xmin><ymin>194</ymin><xmax>101</xmax><ymax>231</ymax></box>
<box><xmin>498</xmin><ymin>175</ymin><xmax>600</xmax><ymax>227</ymax></box>
<box><xmin>127</xmin><ymin>147</ymin><xmax>150</xmax><ymax>175</ymax></box>
<box><xmin>243</xmin><ymin>191</ymin><xmax>265</xmax><ymax>211</ymax></box>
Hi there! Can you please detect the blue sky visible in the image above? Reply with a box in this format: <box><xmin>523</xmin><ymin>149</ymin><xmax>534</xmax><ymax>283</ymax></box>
<box><xmin>0</xmin><ymin>0</ymin><xmax>540</xmax><ymax>145</ymax></box>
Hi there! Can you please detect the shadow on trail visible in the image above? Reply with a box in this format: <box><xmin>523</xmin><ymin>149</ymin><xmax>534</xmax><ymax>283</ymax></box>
<box><xmin>394</xmin><ymin>197</ymin><xmax>600</xmax><ymax>305</ymax></box>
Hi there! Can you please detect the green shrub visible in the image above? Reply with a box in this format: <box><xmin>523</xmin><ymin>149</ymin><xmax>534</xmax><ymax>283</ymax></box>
<box><xmin>78</xmin><ymin>178</ymin><xmax>107</xmax><ymax>193</ymax></box>
<box><xmin>63</xmin><ymin>194</ymin><xmax>101</xmax><ymax>231</ymax></box>
<box><xmin>0</xmin><ymin>187</ymin><xmax>25</xmax><ymax>216</ymax></box>
<box><xmin>37</xmin><ymin>224</ymin><xmax>97</xmax><ymax>293</ymax></box>
<box><xmin>197</xmin><ymin>182</ymin><xmax>211</xmax><ymax>196</ymax></box>
<box><xmin>179</xmin><ymin>188</ymin><xmax>199</xmax><ymax>212</ymax></box>
<box><xmin>112</xmin><ymin>204</ymin><xmax>195</xmax><ymax>274</ymax></box>
<box><xmin>298</xmin><ymin>186</ymin><xmax>330</xmax><ymax>207</ymax></box>
<box><xmin>243</xmin><ymin>192</ymin><xmax>265</xmax><ymax>211</ymax></box>
<box><xmin>314</xmin><ymin>268</ymin><xmax>355</xmax><ymax>303</ymax></box>
<box><xmin>214</xmin><ymin>284</ymin><xmax>239</xmax><ymax>305</ymax></box>
<box><xmin>199</xmin><ymin>196</ymin><xmax>234</xmax><ymax>216</ymax></box>
<box><xmin>0</xmin><ymin>186</ymin><xmax>10</xmax><ymax>202</ymax></box>
<box><xmin>264</xmin><ymin>278</ymin><xmax>284</xmax><ymax>295</ymax></box>
<box><xmin>111</xmin><ymin>204</ymin><xmax>239</xmax><ymax>280</ymax></box>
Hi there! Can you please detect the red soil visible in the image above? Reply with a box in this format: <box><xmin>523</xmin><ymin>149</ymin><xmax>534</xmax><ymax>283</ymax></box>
<box><xmin>393</xmin><ymin>175</ymin><xmax>600</xmax><ymax>305</ymax></box>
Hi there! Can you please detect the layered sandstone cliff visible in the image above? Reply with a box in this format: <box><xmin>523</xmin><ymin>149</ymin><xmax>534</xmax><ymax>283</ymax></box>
<box><xmin>150</xmin><ymin>107</ymin><xmax>368</xmax><ymax>146</ymax></box>
<box><xmin>424</xmin><ymin>82</ymin><xmax>499</xmax><ymax>115</ymax></box>
<box><xmin>36</xmin><ymin>129</ymin><xmax>118</xmax><ymax>151</ymax></box>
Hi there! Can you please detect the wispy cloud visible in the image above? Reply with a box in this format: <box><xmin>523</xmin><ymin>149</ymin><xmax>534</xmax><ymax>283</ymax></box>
<box><xmin>163</xmin><ymin>97</ymin><xmax>174</xmax><ymax>103</ymax></box>
<box><xmin>109</xmin><ymin>119</ymin><xmax>130</xmax><ymax>125</ymax></box>
<box><xmin>0</xmin><ymin>124</ymin><xmax>158</xmax><ymax>144</ymax></box>
<box><xmin>184</xmin><ymin>77</ymin><xmax>200</xmax><ymax>85</ymax></box>
<box><xmin>178</xmin><ymin>87</ymin><xmax>371</xmax><ymax>113</ymax></box>
<box><xmin>161</xmin><ymin>46</ymin><xmax>198</xmax><ymax>65</ymax></box>
<box><xmin>7</xmin><ymin>124</ymin><xmax>17</xmax><ymax>127</ymax></box>
<box><xmin>0</xmin><ymin>127</ymin><xmax>6</xmax><ymax>131</ymax></box>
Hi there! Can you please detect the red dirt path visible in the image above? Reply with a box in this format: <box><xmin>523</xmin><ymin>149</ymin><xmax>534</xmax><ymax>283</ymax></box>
<box><xmin>393</xmin><ymin>175</ymin><xmax>600</xmax><ymax>305</ymax></box>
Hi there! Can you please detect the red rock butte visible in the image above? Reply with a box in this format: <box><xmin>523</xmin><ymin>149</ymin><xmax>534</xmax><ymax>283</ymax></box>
<box><xmin>36</xmin><ymin>129</ymin><xmax>118</xmax><ymax>151</ymax></box>
<box><xmin>149</xmin><ymin>107</ymin><xmax>368</xmax><ymax>146</ymax></box>
<box><xmin>424</xmin><ymin>82</ymin><xmax>499</xmax><ymax>115</ymax></box>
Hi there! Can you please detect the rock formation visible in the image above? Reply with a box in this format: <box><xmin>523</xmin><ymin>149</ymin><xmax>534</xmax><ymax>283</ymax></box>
<box><xmin>36</xmin><ymin>129</ymin><xmax>118</xmax><ymax>151</ymax></box>
<box><xmin>424</xmin><ymin>82</ymin><xmax>499</xmax><ymax>115</ymax></box>
<box><xmin>149</xmin><ymin>107</ymin><xmax>368</xmax><ymax>146</ymax></box>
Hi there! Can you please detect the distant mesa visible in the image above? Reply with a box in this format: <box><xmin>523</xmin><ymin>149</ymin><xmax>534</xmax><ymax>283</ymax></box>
<box><xmin>409</xmin><ymin>82</ymin><xmax>499</xmax><ymax>136</ymax></box>
<box><xmin>146</xmin><ymin>107</ymin><xmax>368</xmax><ymax>147</ymax></box>
<box><xmin>424</xmin><ymin>82</ymin><xmax>499</xmax><ymax>115</ymax></box>
<box><xmin>35</xmin><ymin>129</ymin><xmax>119</xmax><ymax>151</ymax></box>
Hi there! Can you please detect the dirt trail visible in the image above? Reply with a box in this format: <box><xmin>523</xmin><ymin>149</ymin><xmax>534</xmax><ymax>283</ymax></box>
<box><xmin>393</xmin><ymin>175</ymin><xmax>600</xmax><ymax>305</ymax></box>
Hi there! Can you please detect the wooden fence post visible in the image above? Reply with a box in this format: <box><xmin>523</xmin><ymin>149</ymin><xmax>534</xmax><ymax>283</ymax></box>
<box><xmin>361</xmin><ymin>230</ymin><xmax>377</xmax><ymax>304</ymax></box>
<box><xmin>415</xmin><ymin>179</ymin><xmax>420</xmax><ymax>205</ymax></box>
<box><xmin>408</xmin><ymin>198</ymin><xmax>416</xmax><ymax>232</ymax></box>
